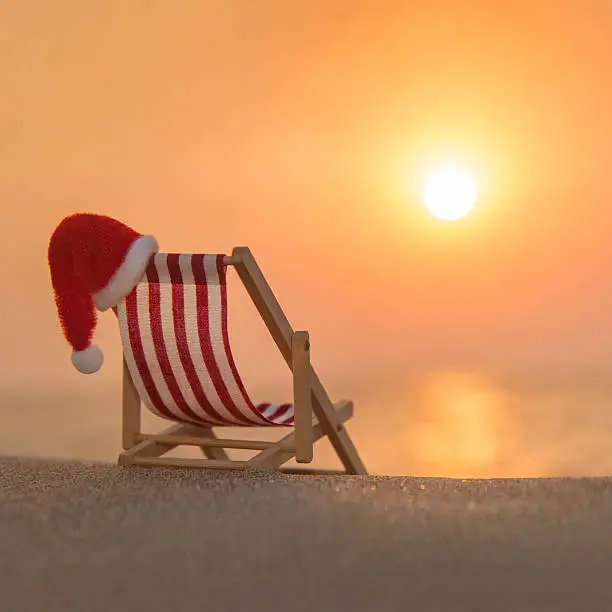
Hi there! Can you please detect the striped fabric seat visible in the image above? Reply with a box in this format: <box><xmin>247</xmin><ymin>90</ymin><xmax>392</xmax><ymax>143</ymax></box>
<box><xmin>117</xmin><ymin>253</ymin><xmax>294</xmax><ymax>427</ymax></box>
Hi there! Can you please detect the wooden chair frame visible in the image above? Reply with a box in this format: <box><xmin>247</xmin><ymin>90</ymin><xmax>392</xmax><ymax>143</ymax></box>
<box><xmin>115</xmin><ymin>247</ymin><xmax>367</xmax><ymax>475</ymax></box>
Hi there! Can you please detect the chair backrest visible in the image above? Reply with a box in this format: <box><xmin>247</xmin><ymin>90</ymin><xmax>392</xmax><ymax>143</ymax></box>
<box><xmin>116</xmin><ymin>253</ymin><xmax>294</xmax><ymax>427</ymax></box>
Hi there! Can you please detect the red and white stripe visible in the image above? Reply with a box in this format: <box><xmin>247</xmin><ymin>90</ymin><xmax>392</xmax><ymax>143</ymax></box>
<box><xmin>116</xmin><ymin>253</ymin><xmax>294</xmax><ymax>427</ymax></box>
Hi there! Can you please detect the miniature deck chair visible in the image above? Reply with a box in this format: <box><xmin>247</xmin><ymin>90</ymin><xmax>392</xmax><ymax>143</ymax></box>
<box><xmin>113</xmin><ymin>247</ymin><xmax>367</xmax><ymax>475</ymax></box>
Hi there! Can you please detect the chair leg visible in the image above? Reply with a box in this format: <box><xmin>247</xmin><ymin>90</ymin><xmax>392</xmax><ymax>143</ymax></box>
<box><xmin>292</xmin><ymin>331</ymin><xmax>313</xmax><ymax>463</ymax></box>
<box><xmin>310</xmin><ymin>377</ymin><xmax>367</xmax><ymax>475</ymax></box>
<box><xmin>197</xmin><ymin>428</ymin><xmax>230</xmax><ymax>461</ymax></box>
<box><xmin>118</xmin><ymin>423</ymin><xmax>187</xmax><ymax>464</ymax></box>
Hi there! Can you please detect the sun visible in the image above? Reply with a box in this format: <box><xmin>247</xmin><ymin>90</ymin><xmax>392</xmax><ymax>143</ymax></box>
<box><xmin>422</xmin><ymin>165</ymin><xmax>477</xmax><ymax>221</ymax></box>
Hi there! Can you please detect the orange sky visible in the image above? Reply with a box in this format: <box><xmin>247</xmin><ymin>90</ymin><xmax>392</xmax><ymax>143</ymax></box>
<box><xmin>2</xmin><ymin>1</ymin><xmax>612</xmax><ymax>475</ymax></box>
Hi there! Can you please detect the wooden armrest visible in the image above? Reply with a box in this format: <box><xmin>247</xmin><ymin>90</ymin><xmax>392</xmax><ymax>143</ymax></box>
<box><xmin>292</xmin><ymin>331</ymin><xmax>314</xmax><ymax>463</ymax></box>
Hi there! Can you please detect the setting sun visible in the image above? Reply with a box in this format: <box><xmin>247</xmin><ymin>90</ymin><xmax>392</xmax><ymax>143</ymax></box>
<box><xmin>423</xmin><ymin>166</ymin><xmax>478</xmax><ymax>221</ymax></box>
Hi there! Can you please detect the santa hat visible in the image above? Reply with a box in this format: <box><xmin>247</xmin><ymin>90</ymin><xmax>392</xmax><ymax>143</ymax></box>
<box><xmin>48</xmin><ymin>213</ymin><xmax>159</xmax><ymax>374</ymax></box>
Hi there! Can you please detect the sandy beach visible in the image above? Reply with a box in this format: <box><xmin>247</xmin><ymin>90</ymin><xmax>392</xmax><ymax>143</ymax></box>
<box><xmin>2</xmin><ymin>456</ymin><xmax>612</xmax><ymax>611</ymax></box>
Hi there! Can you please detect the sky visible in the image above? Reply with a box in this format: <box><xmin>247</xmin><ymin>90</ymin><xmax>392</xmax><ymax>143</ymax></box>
<box><xmin>2</xmin><ymin>0</ymin><xmax>612</xmax><ymax>476</ymax></box>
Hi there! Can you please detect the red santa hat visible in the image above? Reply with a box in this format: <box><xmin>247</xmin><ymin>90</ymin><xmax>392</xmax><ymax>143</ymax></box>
<box><xmin>48</xmin><ymin>213</ymin><xmax>159</xmax><ymax>374</ymax></box>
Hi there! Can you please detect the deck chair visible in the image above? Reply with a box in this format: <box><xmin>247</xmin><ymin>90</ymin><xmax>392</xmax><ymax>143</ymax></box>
<box><xmin>113</xmin><ymin>247</ymin><xmax>367</xmax><ymax>475</ymax></box>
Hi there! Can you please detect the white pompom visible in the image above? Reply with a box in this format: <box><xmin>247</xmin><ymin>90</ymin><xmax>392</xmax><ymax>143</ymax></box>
<box><xmin>71</xmin><ymin>344</ymin><xmax>104</xmax><ymax>374</ymax></box>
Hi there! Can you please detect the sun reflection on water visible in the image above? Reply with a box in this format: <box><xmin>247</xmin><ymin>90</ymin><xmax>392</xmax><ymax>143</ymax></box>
<box><xmin>412</xmin><ymin>371</ymin><xmax>519</xmax><ymax>478</ymax></box>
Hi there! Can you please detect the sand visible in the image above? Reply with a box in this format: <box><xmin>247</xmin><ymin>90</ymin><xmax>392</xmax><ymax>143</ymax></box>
<box><xmin>1</xmin><ymin>457</ymin><xmax>612</xmax><ymax>611</ymax></box>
